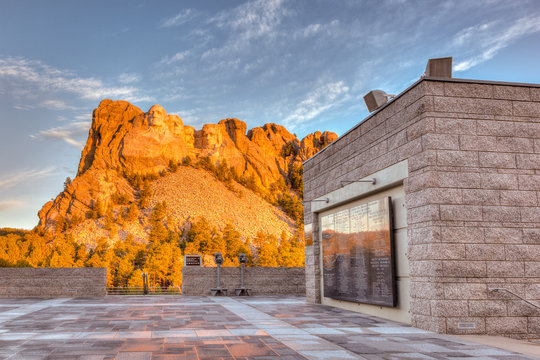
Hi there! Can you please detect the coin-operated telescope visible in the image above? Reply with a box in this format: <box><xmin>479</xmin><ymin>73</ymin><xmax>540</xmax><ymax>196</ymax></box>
<box><xmin>214</xmin><ymin>252</ymin><xmax>224</xmax><ymax>266</ymax></box>
<box><xmin>210</xmin><ymin>252</ymin><xmax>227</xmax><ymax>296</ymax></box>
<box><xmin>238</xmin><ymin>253</ymin><xmax>247</xmax><ymax>265</ymax></box>
<box><xmin>235</xmin><ymin>253</ymin><xmax>251</xmax><ymax>296</ymax></box>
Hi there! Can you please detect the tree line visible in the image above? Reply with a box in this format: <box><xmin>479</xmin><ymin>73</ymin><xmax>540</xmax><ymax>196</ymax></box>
<box><xmin>0</xmin><ymin>211</ymin><xmax>304</xmax><ymax>289</ymax></box>
<box><xmin>0</xmin><ymin>153</ymin><xmax>306</xmax><ymax>289</ymax></box>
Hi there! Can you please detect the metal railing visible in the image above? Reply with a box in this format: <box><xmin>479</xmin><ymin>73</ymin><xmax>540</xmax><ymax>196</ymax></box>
<box><xmin>106</xmin><ymin>287</ymin><xmax>181</xmax><ymax>295</ymax></box>
<box><xmin>489</xmin><ymin>287</ymin><xmax>540</xmax><ymax>311</ymax></box>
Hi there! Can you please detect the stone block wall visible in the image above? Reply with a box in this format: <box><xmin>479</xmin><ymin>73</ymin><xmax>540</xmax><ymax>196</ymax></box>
<box><xmin>304</xmin><ymin>78</ymin><xmax>540</xmax><ymax>339</ymax></box>
<box><xmin>182</xmin><ymin>267</ymin><xmax>305</xmax><ymax>295</ymax></box>
<box><xmin>0</xmin><ymin>268</ymin><xmax>107</xmax><ymax>297</ymax></box>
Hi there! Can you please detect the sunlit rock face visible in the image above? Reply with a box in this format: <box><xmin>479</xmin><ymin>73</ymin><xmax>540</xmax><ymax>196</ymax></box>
<box><xmin>37</xmin><ymin>99</ymin><xmax>337</xmax><ymax>235</ymax></box>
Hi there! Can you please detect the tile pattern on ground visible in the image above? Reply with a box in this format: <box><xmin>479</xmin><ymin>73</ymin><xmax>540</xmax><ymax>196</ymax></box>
<box><xmin>0</xmin><ymin>296</ymin><xmax>535</xmax><ymax>360</ymax></box>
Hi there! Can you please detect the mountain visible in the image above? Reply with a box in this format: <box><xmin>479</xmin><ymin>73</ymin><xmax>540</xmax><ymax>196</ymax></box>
<box><xmin>37</xmin><ymin>100</ymin><xmax>337</xmax><ymax>244</ymax></box>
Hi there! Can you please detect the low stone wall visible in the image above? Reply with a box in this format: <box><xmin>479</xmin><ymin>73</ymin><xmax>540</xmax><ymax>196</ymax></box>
<box><xmin>0</xmin><ymin>268</ymin><xmax>107</xmax><ymax>297</ymax></box>
<box><xmin>182</xmin><ymin>267</ymin><xmax>305</xmax><ymax>296</ymax></box>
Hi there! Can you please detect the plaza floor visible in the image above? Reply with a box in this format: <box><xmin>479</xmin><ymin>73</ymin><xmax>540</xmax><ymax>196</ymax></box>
<box><xmin>0</xmin><ymin>296</ymin><xmax>537</xmax><ymax>360</ymax></box>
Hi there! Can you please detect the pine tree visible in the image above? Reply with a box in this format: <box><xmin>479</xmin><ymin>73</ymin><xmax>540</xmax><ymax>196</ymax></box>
<box><xmin>138</xmin><ymin>180</ymin><xmax>152</xmax><ymax>208</ymax></box>
<box><xmin>253</xmin><ymin>232</ymin><xmax>279</xmax><ymax>267</ymax></box>
<box><xmin>63</xmin><ymin>177</ymin><xmax>72</xmax><ymax>190</ymax></box>
<box><xmin>185</xmin><ymin>218</ymin><xmax>212</xmax><ymax>255</ymax></box>
<box><xmin>223</xmin><ymin>224</ymin><xmax>247</xmax><ymax>264</ymax></box>
<box><xmin>126</xmin><ymin>203</ymin><xmax>139</xmax><ymax>222</ymax></box>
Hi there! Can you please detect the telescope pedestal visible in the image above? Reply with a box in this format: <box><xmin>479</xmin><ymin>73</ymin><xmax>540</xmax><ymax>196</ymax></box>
<box><xmin>211</xmin><ymin>287</ymin><xmax>228</xmax><ymax>296</ymax></box>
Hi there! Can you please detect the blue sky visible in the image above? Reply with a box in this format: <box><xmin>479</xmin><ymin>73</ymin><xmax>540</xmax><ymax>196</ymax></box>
<box><xmin>1</xmin><ymin>0</ymin><xmax>540</xmax><ymax>229</ymax></box>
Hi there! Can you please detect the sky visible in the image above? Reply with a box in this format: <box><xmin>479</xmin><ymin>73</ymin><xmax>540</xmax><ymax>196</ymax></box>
<box><xmin>1</xmin><ymin>0</ymin><xmax>540</xmax><ymax>229</ymax></box>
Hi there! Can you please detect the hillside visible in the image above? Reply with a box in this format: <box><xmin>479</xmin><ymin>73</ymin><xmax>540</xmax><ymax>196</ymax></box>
<box><xmin>149</xmin><ymin>167</ymin><xmax>293</xmax><ymax>239</ymax></box>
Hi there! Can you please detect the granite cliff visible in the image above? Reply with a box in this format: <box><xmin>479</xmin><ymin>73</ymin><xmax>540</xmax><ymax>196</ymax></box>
<box><xmin>37</xmin><ymin>100</ymin><xmax>337</xmax><ymax>242</ymax></box>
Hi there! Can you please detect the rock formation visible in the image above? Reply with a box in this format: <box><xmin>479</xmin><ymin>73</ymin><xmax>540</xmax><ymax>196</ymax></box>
<box><xmin>37</xmin><ymin>100</ymin><xmax>337</xmax><ymax>241</ymax></box>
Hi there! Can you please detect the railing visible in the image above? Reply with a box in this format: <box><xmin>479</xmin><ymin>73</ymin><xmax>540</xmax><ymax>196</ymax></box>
<box><xmin>107</xmin><ymin>287</ymin><xmax>181</xmax><ymax>295</ymax></box>
<box><xmin>489</xmin><ymin>287</ymin><xmax>540</xmax><ymax>311</ymax></box>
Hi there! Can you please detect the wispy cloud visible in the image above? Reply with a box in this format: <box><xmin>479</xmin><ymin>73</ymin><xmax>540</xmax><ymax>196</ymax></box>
<box><xmin>39</xmin><ymin>99</ymin><xmax>74</xmax><ymax>110</ymax></box>
<box><xmin>284</xmin><ymin>81</ymin><xmax>350</xmax><ymax>129</ymax></box>
<box><xmin>30</xmin><ymin>121</ymin><xmax>90</xmax><ymax>148</ymax></box>
<box><xmin>0</xmin><ymin>200</ymin><xmax>27</xmax><ymax>212</ymax></box>
<box><xmin>452</xmin><ymin>22</ymin><xmax>496</xmax><ymax>47</ymax></box>
<box><xmin>160</xmin><ymin>8</ymin><xmax>197</xmax><ymax>28</ymax></box>
<box><xmin>454</xmin><ymin>15</ymin><xmax>540</xmax><ymax>72</ymax></box>
<box><xmin>195</xmin><ymin>0</ymin><xmax>290</xmax><ymax>69</ymax></box>
<box><xmin>158</xmin><ymin>51</ymin><xmax>190</xmax><ymax>66</ymax></box>
<box><xmin>117</xmin><ymin>73</ymin><xmax>140</xmax><ymax>84</ymax></box>
<box><xmin>13</xmin><ymin>104</ymin><xmax>35</xmax><ymax>111</ymax></box>
<box><xmin>210</xmin><ymin>0</ymin><xmax>288</xmax><ymax>41</ymax></box>
<box><xmin>295</xmin><ymin>19</ymin><xmax>340</xmax><ymax>39</ymax></box>
<box><xmin>0</xmin><ymin>167</ymin><xmax>55</xmax><ymax>190</ymax></box>
<box><xmin>0</xmin><ymin>57</ymin><xmax>150</xmax><ymax>102</ymax></box>
<box><xmin>74</xmin><ymin>114</ymin><xmax>91</xmax><ymax>121</ymax></box>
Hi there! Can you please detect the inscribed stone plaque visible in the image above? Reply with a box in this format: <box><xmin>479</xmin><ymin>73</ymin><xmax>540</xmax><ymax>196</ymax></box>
<box><xmin>322</xmin><ymin>196</ymin><xmax>396</xmax><ymax>307</ymax></box>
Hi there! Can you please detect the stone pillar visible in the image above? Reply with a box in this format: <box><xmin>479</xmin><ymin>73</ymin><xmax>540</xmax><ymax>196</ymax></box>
<box><xmin>304</xmin><ymin>219</ymin><xmax>321</xmax><ymax>303</ymax></box>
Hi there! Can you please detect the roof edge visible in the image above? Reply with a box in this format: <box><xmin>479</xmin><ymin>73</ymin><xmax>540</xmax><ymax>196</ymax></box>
<box><xmin>303</xmin><ymin>77</ymin><xmax>540</xmax><ymax>166</ymax></box>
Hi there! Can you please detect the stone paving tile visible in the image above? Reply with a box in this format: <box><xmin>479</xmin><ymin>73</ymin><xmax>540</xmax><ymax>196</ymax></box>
<box><xmin>0</xmin><ymin>296</ymin><xmax>536</xmax><ymax>360</ymax></box>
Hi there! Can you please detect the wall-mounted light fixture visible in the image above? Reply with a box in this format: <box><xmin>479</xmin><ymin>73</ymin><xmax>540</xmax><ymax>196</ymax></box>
<box><xmin>302</xmin><ymin>197</ymin><xmax>330</xmax><ymax>204</ymax></box>
<box><xmin>363</xmin><ymin>90</ymin><xmax>395</xmax><ymax>112</ymax></box>
<box><xmin>340</xmin><ymin>178</ymin><xmax>376</xmax><ymax>187</ymax></box>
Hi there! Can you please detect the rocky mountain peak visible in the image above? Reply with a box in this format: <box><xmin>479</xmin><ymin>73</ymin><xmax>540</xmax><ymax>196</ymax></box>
<box><xmin>37</xmin><ymin>100</ymin><xmax>337</xmax><ymax>239</ymax></box>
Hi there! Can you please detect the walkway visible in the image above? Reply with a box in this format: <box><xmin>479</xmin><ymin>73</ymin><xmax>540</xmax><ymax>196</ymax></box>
<box><xmin>0</xmin><ymin>296</ymin><xmax>536</xmax><ymax>359</ymax></box>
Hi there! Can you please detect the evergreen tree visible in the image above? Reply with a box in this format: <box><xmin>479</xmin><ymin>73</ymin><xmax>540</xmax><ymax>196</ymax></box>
<box><xmin>253</xmin><ymin>232</ymin><xmax>279</xmax><ymax>267</ymax></box>
<box><xmin>185</xmin><ymin>218</ymin><xmax>212</xmax><ymax>255</ymax></box>
<box><xmin>63</xmin><ymin>177</ymin><xmax>72</xmax><ymax>190</ymax></box>
<box><xmin>138</xmin><ymin>180</ymin><xmax>152</xmax><ymax>208</ymax></box>
<box><xmin>126</xmin><ymin>203</ymin><xmax>139</xmax><ymax>223</ymax></box>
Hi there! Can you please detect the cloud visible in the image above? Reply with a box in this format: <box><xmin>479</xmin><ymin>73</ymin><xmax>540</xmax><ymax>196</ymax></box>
<box><xmin>117</xmin><ymin>73</ymin><xmax>140</xmax><ymax>84</ymax></box>
<box><xmin>452</xmin><ymin>22</ymin><xmax>496</xmax><ymax>47</ymax></box>
<box><xmin>194</xmin><ymin>0</ymin><xmax>290</xmax><ymax>68</ymax></box>
<box><xmin>74</xmin><ymin>114</ymin><xmax>91</xmax><ymax>121</ymax></box>
<box><xmin>30</xmin><ymin>121</ymin><xmax>90</xmax><ymax>148</ymax></box>
<box><xmin>295</xmin><ymin>19</ymin><xmax>340</xmax><ymax>39</ymax></box>
<box><xmin>0</xmin><ymin>167</ymin><xmax>55</xmax><ymax>190</ymax></box>
<box><xmin>0</xmin><ymin>200</ymin><xmax>27</xmax><ymax>212</ymax></box>
<box><xmin>13</xmin><ymin>104</ymin><xmax>35</xmax><ymax>111</ymax></box>
<box><xmin>158</xmin><ymin>51</ymin><xmax>190</xmax><ymax>66</ymax></box>
<box><xmin>39</xmin><ymin>99</ymin><xmax>74</xmax><ymax>110</ymax></box>
<box><xmin>210</xmin><ymin>0</ymin><xmax>288</xmax><ymax>41</ymax></box>
<box><xmin>284</xmin><ymin>81</ymin><xmax>350</xmax><ymax>128</ymax></box>
<box><xmin>160</xmin><ymin>8</ymin><xmax>197</xmax><ymax>28</ymax></box>
<box><xmin>0</xmin><ymin>57</ymin><xmax>150</xmax><ymax>102</ymax></box>
<box><xmin>453</xmin><ymin>15</ymin><xmax>540</xmax><ymax>72</ymax></box>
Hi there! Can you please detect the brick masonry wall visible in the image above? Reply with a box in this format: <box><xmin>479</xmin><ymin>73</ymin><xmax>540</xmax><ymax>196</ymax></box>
<box><xmin>0</xmin><ymin>268</ymin><xmax>107</xmax><ymax>297</ymax></box>
<box><xmin>182</xmin><ymin>267</ymin><xmax>305</xmax><ymax>296</ymax></box>
<box><xmin>303</xmin><ymin>78</ymin><xmax>540</xmax><ymax>339</ymax></box>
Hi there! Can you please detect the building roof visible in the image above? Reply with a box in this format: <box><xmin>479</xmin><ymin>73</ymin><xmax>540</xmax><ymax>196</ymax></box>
<box><xmin>303</xmin><ymin>77</ymin><xmax>540</xmax><ymax>165</ymax></box>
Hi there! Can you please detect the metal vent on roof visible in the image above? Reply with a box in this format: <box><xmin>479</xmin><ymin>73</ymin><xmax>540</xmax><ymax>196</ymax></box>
<box><xmin>363</xmin><ymin>90</ymin><xmax>395</xmax><ymax>112</ymax></box>
<box><xmin>424</xmin><ymin>57</ymin><xmax>452</xmax><ymax>78</ymax></box>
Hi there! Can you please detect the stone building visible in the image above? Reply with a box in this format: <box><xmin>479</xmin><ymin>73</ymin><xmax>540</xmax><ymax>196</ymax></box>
<box><xmin>303</xmin><ymin>60</ymin><xmax>540</xmax><ymax>339</ymax></box>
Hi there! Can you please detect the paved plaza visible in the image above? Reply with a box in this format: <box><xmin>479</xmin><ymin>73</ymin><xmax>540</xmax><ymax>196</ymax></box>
<box><xmin>0</xmin><ymin>296</ymin><xmax>537</xmax><ymax>360</ymax></box>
